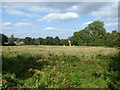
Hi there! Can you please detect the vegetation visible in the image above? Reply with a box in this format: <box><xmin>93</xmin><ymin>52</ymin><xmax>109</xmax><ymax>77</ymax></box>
<box><xmin>0</xmin><ymin>34</ymin><xmax>8</xmax><ymax>45</ymax></box>
<box><xmin>0</xmin><ymin>20</ymin><xmax>120</xmax><ymax>47</ymax></box>
<box><xmin>8</xmin><ymin>34</ymin><xmax>15</xmax><ymax>46</ymax></box>
<box><xmin>70</xmin><ymin>20</ymin><xmax>119</xmax><ymax>47</ymax></box>
<box><xmin>1</xmin><ymin>46</ymin><xmax>120</xmax><ymax>89</ymax></box>
<box><xmin>1</xmin><ymin>20</ymin><xmax>120</xmax><ymax>89</ymax></box>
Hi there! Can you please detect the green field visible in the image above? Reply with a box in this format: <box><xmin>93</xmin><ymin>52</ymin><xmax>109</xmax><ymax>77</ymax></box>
<box><xmin>1</xmin><ymin>46</ymin><xmax>120</xmax><ymax>89</ymax></box>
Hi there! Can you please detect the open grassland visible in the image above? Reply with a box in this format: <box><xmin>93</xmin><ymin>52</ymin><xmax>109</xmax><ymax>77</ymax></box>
<box><xmin>1</xmin><ymin>45</ymin><xmax>120</xmax><ymax>89</ymax></box>
<box><xmin>2</xmin><ymin>45</ymin><xmax>118</xmax><ymax>57</ymax></box>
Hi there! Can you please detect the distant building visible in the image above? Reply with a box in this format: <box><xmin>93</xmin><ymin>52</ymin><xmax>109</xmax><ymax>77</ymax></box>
<box><xmin>17</xmin><ymin>41</ymin><xmax>24</xmax><ymax>45</ymax></box>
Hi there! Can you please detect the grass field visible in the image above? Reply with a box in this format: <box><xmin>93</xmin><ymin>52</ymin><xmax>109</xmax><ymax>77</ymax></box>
<box><xmin>1</xmin><ymin>45</ymin><xmax>120</xmax><ymax>89</ymax></box>
<box><xmin>2</xmin><ymin>45</ymin><xmax>118</xmax><ymax>57</ymax></box>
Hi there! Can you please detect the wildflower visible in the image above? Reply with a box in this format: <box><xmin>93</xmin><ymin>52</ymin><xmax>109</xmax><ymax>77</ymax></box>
<box><xmin>63</xmin><ymin>78</ymin><xmax>66</xmax><ymax>82</ymax></box>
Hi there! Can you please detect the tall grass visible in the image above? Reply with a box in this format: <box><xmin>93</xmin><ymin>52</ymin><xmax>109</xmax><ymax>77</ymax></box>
<box><xmin>2</xmin><ymin>45</ymin><xmax>118</xmax><ymax>57</ymax></box>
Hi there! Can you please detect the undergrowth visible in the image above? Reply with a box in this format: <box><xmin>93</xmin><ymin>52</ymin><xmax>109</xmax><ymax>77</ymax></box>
<box><xmin>2</xmin><ymin>51</ymin><xmax>120</xmax><ymax>89</ymax></box>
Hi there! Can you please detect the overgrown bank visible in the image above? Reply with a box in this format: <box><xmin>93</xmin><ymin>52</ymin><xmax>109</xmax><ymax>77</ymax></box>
<box><xmin>2</xmin><ymin>51</ymin><xmax>120</xmax><ymax>89</ymax></box>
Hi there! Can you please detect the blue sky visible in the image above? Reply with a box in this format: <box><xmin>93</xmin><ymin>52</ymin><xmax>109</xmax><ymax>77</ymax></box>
<box><xmin>1</xmin><ymin>2</ymin><xmax>118</xmax><ymax>39</ymax></box>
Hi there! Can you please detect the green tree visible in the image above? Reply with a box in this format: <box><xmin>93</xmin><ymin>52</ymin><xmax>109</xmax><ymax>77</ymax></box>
<box><xmin>16</xmin><ymin>38</ymin><xmax>21</xmax><ymax>43</ymax></box>
<box><xmin>61</xmin><ymin>39</ymin><xmax>69</xmax><ymax>46</ymax></box>
<box><xmin>54</xmin><ymin>36</ymin><xmax>61</xmax><ymax>45</ymax></box>
<box><xmin>88</xmin><ymin>20</ymin><xmax>106</xmax><ymax>40</ymax></box>
<box><xmin>45</xmin><ymin>37</ymin><xmax>54</xmax><ymax>45</ymax></box>
<box><xmin>34</xmin><ymin>38</ymin><xmax>40</xmax><ymax>45</ymax></box>
<box><xmin>8</xmin><ymin>34</ymin><xmax>15</xmax><ymax>46</ymax></box>
<box><xmin>38</xmin><ymin>38</ymin><xmax>45</xmax><ymax>45</ymax></box>
<box><xmin>105</xmin><ymin>30</ymin><xmax>120</xmax><ymax>47</ymax></box>
<box><xmin>70</xmin><ymin>20</ymin><xmax>108</xmax><ymax>46</ymax></box>
<box><xmin>70</xmin><ymin>27</ymin><xmax>90</xmax><ymax>46</ymax></box>
<box><xmin>0</xmin><ymin>33</ymin><xmax>8</xmax><ymax>45</ymax></box>
<box><xmin>24</xmin><ymin>37</ymin><xmax>32</xmax><ymax>45</ymax></box>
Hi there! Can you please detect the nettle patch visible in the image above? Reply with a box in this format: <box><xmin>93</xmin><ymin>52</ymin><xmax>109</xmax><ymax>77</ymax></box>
<box><xmin>2</xmin><ymin>52</ymin><xmax>120</xmax><ymax>89</ymax></box>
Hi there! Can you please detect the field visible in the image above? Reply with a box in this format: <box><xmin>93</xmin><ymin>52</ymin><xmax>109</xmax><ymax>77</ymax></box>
<box><xmin>1</xmin><ymin>45</ymin><xmax>120</xmax><ymax>89</ymax></box>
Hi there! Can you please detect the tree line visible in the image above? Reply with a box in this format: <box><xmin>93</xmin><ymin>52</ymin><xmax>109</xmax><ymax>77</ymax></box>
<box><xmin>0</xmin><ymin>20</ymin><xmax>120</xmax><ymax>47</ymax></box>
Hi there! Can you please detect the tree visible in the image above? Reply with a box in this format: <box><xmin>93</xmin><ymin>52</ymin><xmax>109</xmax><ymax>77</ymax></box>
<box><xmin>70</xmin><ymin>27</ymin><xmax>90</xmax><ymax>46</ymax></box>
<box><xmin>54</xmin><ymin>36</ymin><xmax>60</xmax><ymax>45</ymax></box>
<box><xmin>45</xmin><ymin>37</ymin><xmax>54</xmax><ymax>45</ymax></box>
<box><xmin>69</xmin><ymin>20</ymin><xmax>108</xmax><ymax>46</ymax></box>
<box><xmin>88</xmin><ymin>20</ymin><xmax>106</xmax><ymax>40</ymax></box>
<box><xmin>8</xmin><ymin>34</ymin><xmax>15</xmax><ymax>46</ymax></box>
<box><xmin>34</xmin><ymin>38</ymin><xmax>40</xmax><ymax>45</ymax></box>
<box><xmin>61</xmin><ymin>39</ymin><xmax>69</xmax><ymax>46</ymax></box>
<box><xmin>24</xmin><ymin>37</ymin><xmax>32</xmax><ymax>45</ymax></box>
<box><xmin>16</xmin><ymin>38</ymin><xmax>21</xmax><ymax>43</ymax></box>
<box><xmin>38</xmin><ymin>38</ymin><xmax>45</xmax><ymax>45</ymax></box>
<box><xmin>0</xmin><ymin>33</ymin><xmax>8</xmax><ymax>45</ymax></box>
<box><xmin>105</xmin><ymin>31</ymin><xmax>120</xmax><ymax>47</ymax></box>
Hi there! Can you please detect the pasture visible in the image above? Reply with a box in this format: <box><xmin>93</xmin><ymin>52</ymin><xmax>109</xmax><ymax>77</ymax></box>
<box><xmin>2</xmin><ymin>45</ymin><xmax>118</xmax><ymax>57</ymax></box>
<box><xmin>1</xmin><ymin>46</ymin><xmax>120</xmax><ymax>89</ymax></box>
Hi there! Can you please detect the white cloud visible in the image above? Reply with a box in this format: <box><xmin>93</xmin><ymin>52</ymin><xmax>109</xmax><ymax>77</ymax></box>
<box><xmin>14</xmin><ymin>22</ymin><xmax>38</xmax><ymax>28</ymax></box>
<box><xmin>38</xmin><ymin>12</ymin><xmax>79</xmax><ymax>22</ymax></box>
<box><xmin>2</xmin><ymin>2</ymin><xmax>118</xmax><ymax>21</ymax></box>
<box><xmin>105</xmin><ymin>23</ymin><xmax>118</xmax><ymax>32</ymax></box>
<box><xmin>74</xmin><ymin>21</ymin><xmax>92</xmax><ymax>30</ymax></box>
<box><xmin>14</xmin><ymin>23</ymin><xmax>32</xmax><ymax>27</ymax></box>
<box><xmin>2</xmin><ymin>22</ymin><xmax>11</xmax><ymax>26</ymax></box>
<box><xmin>5</xmin><ymin>9</ymin><xmax>36</xmax><ymax>17</ymax></box>
<box><xmin>105</xmin><ymin>23</ymin><xmax>118</xmax><ymax>28</ymax></box>
<box><xmin>1</xmin><ymin>0</ymin><xmax>119</xmax><ymax>2</ymax></box>
<box><xmin>2</xmin><ymin>2</ymin><xmax>64</xmax><ymax>13</ymax></box>
<box><xmin>82</xmin><ymin>21</ymin><xmax>92</xmax><ymax>27</ymax></box>
<box><xmin>1</xmin><ymin>22</ymin><xmax>12</xmax><ymax>31</ymax></box>
<box><xmin>44</xmin><ymin>27</ymin><xmax>59</xmax><ymax>31</ymax></box>
<box><xmin>14</xmin><ymin>22</ymin><xmax>39</xmax><ymax>28</ymax></box>
<box><xmin>106</xmin><ymin>18</ymin><xmax>118</xmax><ymax>21</ymax></box>
<box><xmin>68</xmin><ymin>5</ymin><xmax>79</xmax><ymax>11</ymax></box>
<box><xmin>28</xmin><ymin>6</ymin><xmax>59</xmax><ymax>12</ymax></box>
<box><xmin>90</xmin><ymin>2</ymin><xmax>117</xmax><ymax>20</ymax></box>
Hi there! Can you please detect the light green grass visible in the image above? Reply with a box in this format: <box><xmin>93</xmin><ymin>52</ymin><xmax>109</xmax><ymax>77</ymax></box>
<box><xmin>2</xmin><ymin>45</ymin><xmax>118</xmax><ymax>57</ymax></box>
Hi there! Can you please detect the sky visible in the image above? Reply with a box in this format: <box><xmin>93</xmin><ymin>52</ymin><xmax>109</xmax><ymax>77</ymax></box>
<box><xmin>0</xmin><ymin>2</ymin><xmax>118</xmax><ymax>39</ymax></box>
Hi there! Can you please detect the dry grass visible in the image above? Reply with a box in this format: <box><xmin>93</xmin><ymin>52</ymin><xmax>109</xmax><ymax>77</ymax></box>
<box><xmin>1</xmin><ymin>45</ymin><xmax>118</xmax><ymax>57</ymax></box>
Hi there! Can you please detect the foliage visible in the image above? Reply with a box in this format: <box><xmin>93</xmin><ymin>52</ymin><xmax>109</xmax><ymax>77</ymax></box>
<box><xmin>0</xmin><ymin>33</ymin><xmax>8</xmax><ymax>45</ymax></box>
<box><xmin>24</xmin><ymin>37</ymin><xmax>33</xmax><ymax>45</ymax></box>
<box><xmin>70</xmin><ymin>20</ymin><xmax>119</xmax><ymax>47</ymax></box>
<box><xmin>2</xmin><ymin>47</ymin><xmax>120</xmax><ymax>89</ymax></box>
<box><xmin>1</xmin><ymin>20</ymin><xmax>119</xmax><ymax>47</ymax></box>
<box><xmin>54</xmin><ymin>36</ymin><xmax>61</xmax><ymax>45</ymax></box>
<box><xmin>8</xmin><ymin>34</ymin><xmax>15</xmax><ymax>46</ymax></box>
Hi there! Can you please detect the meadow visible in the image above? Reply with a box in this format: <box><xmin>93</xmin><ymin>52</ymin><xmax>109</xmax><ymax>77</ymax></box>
<box><xmin>1</xmin><ymin>45</ymin><xmax>120</xmax><ymax>89</ymax></box>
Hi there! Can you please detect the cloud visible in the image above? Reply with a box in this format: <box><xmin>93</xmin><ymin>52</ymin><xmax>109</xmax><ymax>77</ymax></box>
<box><xmin>2</xmin><ymin>22</ymin><xmax>11</xmax><ymax>26</ymax></box>
<box><xmin>28</xmin><ymin>6</ymin><xmax>59</xmax><ymax>12</ymax></box>
<box><xmin>14</xmin><ymin>22</ymin><xmax>38</xmax><ymax>28</ymax></box>
<box><xmin>106</xmin><ymin>18</ymin><xmax>118</xmax><ymax>21</ymax></box>
<box><xmin>5</xmin><ymin>9</ymin><xmax>37</xmax><ymax>17</ymax></box>
<box><xmin>14</xmin><ymin>23</ymin><xmax>32</xmax><ymax>27</ymax></box>
<box><xmin>82</xmin><ymin>21</ymin><xmax>92</xmax><ymax>27</ymax></box>
<box><xmin>74</xmin><ymin>21</ymin><xmax>92</xmax><ymax>30</ymax></box>
<box><xmin>3</xmin><ymin>2</ymin><xmax>117</xmax><ymax>20</ymax></box>
<box><xmin>90</xmin><ymin>2</ymin><xmax>117</xmax><ymax>20</ymax></box>
<box><xmin>105</xmin><ymin>23</ymin><xmax>118</xmax><ymax>28</ymax></box>
<box><xmin>2</xmin><ymin>2</ymin><xmax>69</xmax><ymax>14</ymax></box>
<box><xmin>44</xmin><ymin>27</ymin><xmax>59</xmax><ymax>31</ymax></box>
<box><xmin>68</xmin><ymin>2</ymin><xmax>117</xmax><ymax>21</ymax></box>
<box><xmin>1</xmin><ymin>22</ymin><xmax>12</xmax><ymax>31</ymax></box>
<box><xmin>38</xmin><ymin>12</ymin><xmax>79</xmax><ymax>22</ymax></box>
<box><xmin>105</xmin><ymin>23</ymin><xmax>118</xmax><ymax>32</ymax></box>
